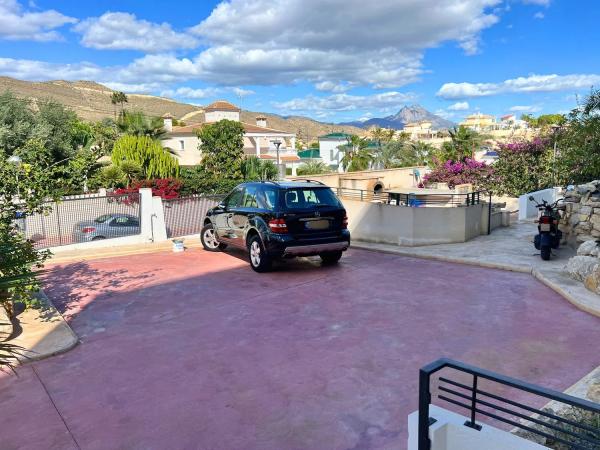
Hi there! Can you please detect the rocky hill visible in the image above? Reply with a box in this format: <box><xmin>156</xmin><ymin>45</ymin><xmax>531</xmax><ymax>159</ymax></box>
<box><xmin>339</xmin><ymin>105</ymin><xmax>455</xmax><ymax>130</ymax></box>
<box><xmin>0</xmin><ymin>77</ymin><xmax>364</xmax><ymax>141</ymax></box>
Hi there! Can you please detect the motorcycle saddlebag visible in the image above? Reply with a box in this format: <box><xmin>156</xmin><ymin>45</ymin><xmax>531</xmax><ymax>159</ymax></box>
<box><xmin>534</xmin><ymin>234</ymin><xmax>541</xmax><ymax>250</ymax></box>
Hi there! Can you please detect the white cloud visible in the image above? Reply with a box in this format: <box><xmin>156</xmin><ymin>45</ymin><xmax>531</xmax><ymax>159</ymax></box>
<box><xmin>509</xmin><ymin>105</ymin><xmax>541</xmax><ymax>113</ymax></box>
<box><xmin>521</xmin><ymin>0</ymin><xmax>550</xmax><ymax>6</ymax></box>
<box><xmin>0</xmin><ymin>0</ymin><xmax>76</xmax><ymax>41</ymax></box>
<box><xmin>533</xmin><ymin>12</ymin><xmax>545</xmax><ymax>19</ymax></box>
<box><xmin>160</xmin><ymin>86</ymin><xmax>221</xmax><ymax>99</ymax></box>
<box><xmin>159</xmin><ymin>85</ymin><xmax>254</xmax><ymax>100</ymax></box>
<box><xmin>0</xmin><ymin>56</ymin><xmax>191</xmax><ymax>93</ymax></box>
<box><xmin>273</xmin><ymin>91</ymin><xmax>416</xmax><ymax>114</ymax></box>
<box><xmin>437</xmin><ymin>73</ymin><xmax>600</xmax><ymax>99</ymax></box>
<box><xmin>232</xmin><ymin>87</ymin><xmax>255</xmax><ymax>97</ymax></box>
<box><xmin>74</xmin><ymin>12</ymin><xmax>197</xmax><ymax>52</ymax></box>
<box><xmin>0</xmin><ymin>57</ymin><xmax>103</xmax><ymax>81</ymax></box>
<box><xmin>448</xmin><ymin>101</ymin><xmax>470</xmax><ymax>111</ymax></box>
<box><xmin>186</xmin><ymin>0</ymin><xmax>501</xmax><ymax>88</ymax></box>
<box><xmin>315</xmin><ymin>81</ymin><xmax>354</xmax><ymax>93</ymax></box>
<box><xmin>435</xmin><ymin>109</ymin><xmax>456</xmax><ymax>120</ymax></box>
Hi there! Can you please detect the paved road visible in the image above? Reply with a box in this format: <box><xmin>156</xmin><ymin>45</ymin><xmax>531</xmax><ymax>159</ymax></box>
<box><xmin>1</xmin><ymin>248</ymin><xmax>599</xmax><ymax>450</ymax></box>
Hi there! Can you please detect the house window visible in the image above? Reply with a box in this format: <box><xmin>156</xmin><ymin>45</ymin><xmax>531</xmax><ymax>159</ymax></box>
<box><xmin>179</xmin><ymin>140</ymin><xmax>185</xmax><ymax>150</ymax></box>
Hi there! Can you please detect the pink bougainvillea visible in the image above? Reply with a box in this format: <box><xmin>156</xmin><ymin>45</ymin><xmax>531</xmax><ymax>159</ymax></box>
<box><xmin>422</xmin><ymin>158</ymin><xmax>494</xmax><ymax>189</ymax></box>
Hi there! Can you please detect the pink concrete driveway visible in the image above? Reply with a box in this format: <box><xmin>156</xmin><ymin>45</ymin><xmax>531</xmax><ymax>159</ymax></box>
<box><xmin>1</xmin><ymin>248</ymin><xmax>599</xmax><ymax>450</ymax></box>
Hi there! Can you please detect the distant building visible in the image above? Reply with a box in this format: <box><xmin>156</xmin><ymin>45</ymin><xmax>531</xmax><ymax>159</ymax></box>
<box><xmin>499</xmin><ymin>114</ymin><xmax>529</xmax><ymax>130</ymax></box>
<box><xmin>162</xmin><ymin>100</ymin><xmax>297</xmax><ymax>169</ymax></box>
<box><xmin>317</xmin><ymin>132</ymin><xmax>351</xmax><ymax>172</ymax></box>
<box><xmin>402</xmin><ymin>121</ymin><xmax>434</xmax><ymax>139</ymax></box>
<box><xmin>460</xmin><ymin>113</ymin><xmax>496</xmax><ymax>131</ymax></box>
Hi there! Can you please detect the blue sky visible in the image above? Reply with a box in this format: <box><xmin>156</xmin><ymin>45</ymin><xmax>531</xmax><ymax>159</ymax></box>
<box><xmin>0</xmin><ymin>0</ymin><xmax>598</xmax><ymax>123</ymax></box>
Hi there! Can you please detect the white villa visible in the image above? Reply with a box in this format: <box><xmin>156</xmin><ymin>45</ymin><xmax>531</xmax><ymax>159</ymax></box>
<box><xmin>317</xmin><ymin>132</ymin><xmax>351</xmax><ymax>172</ymax></box>
<box><xmin>161</xmin><ymin>100</ymin><xmax>298</xmax><ymax>170</ymax></box>
<box><xmin>402</xmin><ymin>121</ymin><xmax>435</xmax><ymax>140</ymax></box>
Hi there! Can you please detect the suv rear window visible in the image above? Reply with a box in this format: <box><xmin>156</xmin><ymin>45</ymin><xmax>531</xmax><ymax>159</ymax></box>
<box><xmin>283</xmin><ymin>188</ymin><xmax>341</xmax><ymax>209</ymax></box>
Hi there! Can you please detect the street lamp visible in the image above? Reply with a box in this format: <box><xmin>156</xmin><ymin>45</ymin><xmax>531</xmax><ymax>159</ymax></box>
<box><xmin>7</xmin><ymin>155</ymin><xmax>22</xmax><ymax>196</ymax></box>
<box><xmin>272</xmin><ymin>139</ymin><xmax>282</xmax><ymax>166</ymax></box>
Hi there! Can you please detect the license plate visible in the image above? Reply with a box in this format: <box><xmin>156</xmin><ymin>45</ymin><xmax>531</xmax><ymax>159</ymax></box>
<box><xmin>305</xmin><ymin>219</ymin><xmax>329</xmax><ymax>230</ymax></box>
<box><xmin>540</xmin><ymin>223</ymin><xmax>551</xmax><ymax>231</ymax></box>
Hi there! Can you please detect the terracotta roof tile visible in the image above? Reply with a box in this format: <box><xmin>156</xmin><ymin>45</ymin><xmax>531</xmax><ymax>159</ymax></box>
<box><xmin>241</xmin><ymin>122</ymin><xmax>293</xmax><ymax>134</ymax></box>
<box><xmin>205</xmin><ymin>100</ymin><xmax>241</xmax><ymax>112</ymax></box>
<box><xmin>170</xmin><ymin>123</ymin><xmax>203</xmax><ymax>134</ymax></box>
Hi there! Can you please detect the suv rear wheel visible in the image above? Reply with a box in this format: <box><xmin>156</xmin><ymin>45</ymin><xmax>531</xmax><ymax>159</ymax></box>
<box><xmin>320</xmin><ymin>251</ymin><xmax>343</xmax><ymax>265</ymax></box>
<box><xmin>248</xmin><ymin>235</ymin><xmax>272</xmax><ymax>272</ymax></box>
<box><xmin>201</xmin><ymin>224</ymin><xmax>227</xmax><ymax>252</ymax></box>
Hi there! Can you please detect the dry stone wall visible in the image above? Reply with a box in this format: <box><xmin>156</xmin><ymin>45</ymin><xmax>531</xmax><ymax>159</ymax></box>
<box><xmin>561</xmin><ymin>181</ymin><xmax>600</xmax><ymax>294</ymax></box>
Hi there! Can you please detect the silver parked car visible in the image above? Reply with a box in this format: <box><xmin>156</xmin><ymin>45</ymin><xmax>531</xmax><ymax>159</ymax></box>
<box><xmin>73</xmin><ymin>213</ymin><xmax>141</xmax><ymax>242</ymax></box>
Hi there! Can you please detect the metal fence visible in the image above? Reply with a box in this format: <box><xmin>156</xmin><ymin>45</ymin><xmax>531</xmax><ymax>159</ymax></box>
<box><xmin>336</xmin><ymin>187</ymin><xmax>482</xmax><ymax>207</ymax></box>
<box><xmin>19</xmin><ymin>193</ymin><xmax>141</xmax><ymax>249</ymax></box>
<box><xmin>418</xmin><ymin>358</ymin><xmax>600</xmax><ymax>450</ymax></box>
<box><xmin>163</xmin><ymin>194</ymin><xmax>224</xmax><ymax>238</ymax></box>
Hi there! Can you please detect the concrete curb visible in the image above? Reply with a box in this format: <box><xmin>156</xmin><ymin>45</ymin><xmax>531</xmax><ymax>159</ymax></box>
<box><xmin>8</xmin><ymin>290</ymin><xmax>79</xmax><ymax>364</ymax></box>
<box><xmin>351</xmin><ymin>242</ymin><xmax>600</xmax><ymax>319</ymax></box>
<box><xmin>49</xmin><ymin>236</ymin><xmax>203</xmax><ymax>265</ymax></box>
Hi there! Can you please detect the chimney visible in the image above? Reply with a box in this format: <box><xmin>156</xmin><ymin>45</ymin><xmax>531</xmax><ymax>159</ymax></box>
<box><xmin>256</xmin><ymin>115</ymin><xmax>267</xmax><ymax>128</ymax></box>
<box><xmin>162</xmin><ymin>113</ymin><xmax>173</xmax><ymax>132</ymax></box>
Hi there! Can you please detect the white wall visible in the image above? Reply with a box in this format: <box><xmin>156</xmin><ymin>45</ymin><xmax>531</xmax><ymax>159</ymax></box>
<box><xmin>343</xmin><ymin>199</ymin><xmax>490</xmax><ymax>246</ymax></box>
<box><xmin>518</xmin><ymin>188</ymin><xmax>560</xmax><ymax>221</ymax></box>
<box><xmin>205</xmin><ymin>110</ymin><xmax>240</xmax><ymax>122</ymax></box>
<box><xmin>161</xmin><ymin>134</ymin><xmax>202</xmax><ymax>165</ymax></box>
<box><xmin>318</xmin><ymin>139</ymin><xmax>345</xmax><ymax>169</ymax></box>
<box><xmin>408</xmin><ymin>405</ymin><xmax>548</xmax><ymax>450</ymax></box>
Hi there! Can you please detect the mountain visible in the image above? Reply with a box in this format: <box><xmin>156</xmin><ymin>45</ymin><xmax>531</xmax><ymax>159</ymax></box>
<box><xmin>0</xmin><ymin>76</ymin><xmax>364</xmax><ymax>141</ymax></box>
<box><xmin>339</xmin><ymin>105</ymin><xmax>455</xmax><ymax>130</ymax></box>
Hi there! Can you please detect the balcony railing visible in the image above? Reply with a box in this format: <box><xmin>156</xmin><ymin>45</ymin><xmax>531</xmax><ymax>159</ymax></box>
<box><xmin>336</xmin><ymin>187</ymin><xmax>482</xmax><ymax>207</ymax></box>
<box><xmin>418</xmin><ymin>358</ymin><xmax>600</xmax><ymax>450</ymax></box>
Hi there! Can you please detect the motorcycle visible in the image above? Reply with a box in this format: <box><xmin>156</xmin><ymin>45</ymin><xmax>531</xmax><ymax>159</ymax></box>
<box><xmin>529</xmin><ymin>196</ymin><xmax>564</xmax><ymax>260</ymax></box>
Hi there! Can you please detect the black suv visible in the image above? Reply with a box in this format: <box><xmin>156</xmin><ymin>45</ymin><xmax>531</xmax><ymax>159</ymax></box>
<box><xmin>200</xmin><ymin>181</ymin><xmax>350</xmax><ymax>272</ymax></box>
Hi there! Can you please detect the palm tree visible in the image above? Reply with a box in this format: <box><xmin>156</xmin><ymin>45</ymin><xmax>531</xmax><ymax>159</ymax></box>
<box><xmin>408</xmin><ymin>141</ymin><xmax>435</xmax><ymax>166</ymax></box>
<box><xmin>340</xmin><ymin>135</ymin><xmax>374</xmax><ymax>172</ymax></box>
<box><xmin>111</xmin><ymin>91</ymin><xmax>128</xmax><ymax>119</ymax></box>
<box><xmin>117</xmin><ymin>111</ymin><xmax>166</xmax><ymax>139</ymax></box>
<box><xmin>241</xmin><ymin>156</ymin><xmax>278</xmax><ymax>180</ymax></box>
<box><xmin>297</xmin><ymin>160</ymin><xmax>331</xmax><ymax>175</ymax></box>
<box><xmin>445</xmin><ymin>126</ymin><xmax>487</xmax><ymax>161</ymax></box>
<box><xmin>370</xmin><ymin>126</ymin><xmax>396</xmax><ymax>151</ymax></box>
<box><xmin>583</xmin><ymin>89</ymin><xmax>600</xmax><ymax>115</ymax></box>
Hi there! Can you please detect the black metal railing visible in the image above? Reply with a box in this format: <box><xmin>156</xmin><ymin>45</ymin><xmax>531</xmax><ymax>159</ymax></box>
<box><xmin>418</xmin><ymin>358</ymin><xmax>600</xmax><ymax>450</ymax></box>
<box><xmin>163</xmin><ymin>194</ymin><xmax>224</xmax><ymax>238</ymax></box>
<box><xmin>336</xmin><ymin>187</ymin><xmax>482</xmax><ymax>207</ymax></box>
<box><xmin>18</xmin><ymin>193</ymin><xmax>141</xmax><ymax>249</ymax></box>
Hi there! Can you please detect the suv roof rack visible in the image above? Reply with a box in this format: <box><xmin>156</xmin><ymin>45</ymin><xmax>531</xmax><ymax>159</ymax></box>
<box><xmin>260</xmin><ymin>180</ymin><xmax>280</xmax><ymax>185</ymax></box>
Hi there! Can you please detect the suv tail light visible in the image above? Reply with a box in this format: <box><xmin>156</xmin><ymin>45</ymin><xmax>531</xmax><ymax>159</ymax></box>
<box><xmin>342</xmin><ymin>215</ymin><xmax>348</xmax><ymax>229</ymax></box>
<box><xmin>81</xmin><ymin>226</ymin><xmax>96</xmax><ymax>233</ymax></box>
<box><xmin>539</xmin><ymin>216</ymin><xmax>552</xmax><ymax>224</ymax></box>
<box><xmin>268</xmin><ymin>218</ymin><xmax>288</xmax><ymax>234</ymax></box>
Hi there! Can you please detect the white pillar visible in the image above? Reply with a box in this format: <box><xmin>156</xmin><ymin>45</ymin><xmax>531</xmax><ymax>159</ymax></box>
<box><xmin>291</xmin><ymin>136</ymin><xmax>296</xmax><ymax>151</ymax></box>
<box><xmin>255</xmin><ymin>136</ymin><xmax>260</xmax><ymax>157</ymax></box>
<box><xmin>139</xmin><ymin>188</ymin><xmax>154</xmax><ymax>242</ymax></box>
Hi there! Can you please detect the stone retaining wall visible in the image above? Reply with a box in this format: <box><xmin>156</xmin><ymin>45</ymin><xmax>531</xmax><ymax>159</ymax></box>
<box><xmin>559</xmin><ymin>180</ymin><xmax>600</xmax><ymax>246</ymax></box>
<box><xmin>560</xmin><ymin>181</ymin><xmax>600</xmax><ymax>295</ymax></box>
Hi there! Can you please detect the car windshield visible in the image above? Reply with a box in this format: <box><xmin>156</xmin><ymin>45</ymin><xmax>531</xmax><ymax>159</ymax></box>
<box><xmin>284</xmin><ymin>187</ymin><xmax>341</xmax><ymax>209</ymax></box>
<box><xmin>94</xmin><ymin>214</ymin><xmax>113</xmax><ymax>223</ymax></box>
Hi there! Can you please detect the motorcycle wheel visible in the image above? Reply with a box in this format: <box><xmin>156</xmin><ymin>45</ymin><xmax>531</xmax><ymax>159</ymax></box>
<box><xmin>541</xmin><ymin>246</ymin><xmax>551</xmax><ymax>261</ymax></box>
